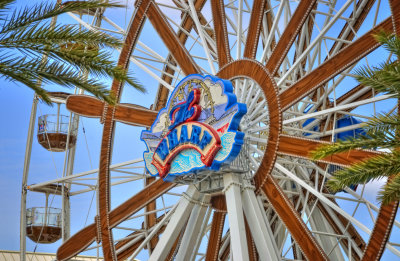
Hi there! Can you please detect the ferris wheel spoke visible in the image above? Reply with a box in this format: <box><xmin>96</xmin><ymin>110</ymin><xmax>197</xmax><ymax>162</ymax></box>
<box><xmin>154</xmin><ymin>0</ymin><xmax>208</xmax><ymax>111</ymax></box>
<box><xmin>259</xmin><ymin>174</ymin><xmax>328</xmax><ymax>260</ymax></box>
<box><xmin>279</xmin><ymin>17</ymin><xmax>394</xmax><ymax>111</ymax></box>
<box><xmin>328</xmin><ymin>0</ymin><xmax>377</xmax><ymax>58</ymax></box>
<box><xmin>65</xmin><ymin>95</ymin><xmax>158</xmax><ymax>127</ymax></box>
<box><xmin>243</xmin><ymin>0</ymin><xmax>265</xmax><ymax>59</ymax></box>
<box><xmin>390</xmin><ymin>0</ymin><xmax>400</xmax><ymax>33</ymax></box>
<box><xmin>265</xmin><ymin>0</ymin><xmax>317</xmax><ymax>76</ymax></box>
<box><xmin>175</xmin><ymin>194</ymin><xmax>210</xmax><ymax>259</ymax></box>
<box><xmin>206</xmin><ymin>195</ymin><xmax>226</xmax><ymax>261</ymax></box>
<box><xmin>149</xmin><ymin>186</ymin><xmax>199</xmax><ymax>260</ymax></box>
<box><xmin>206</xmin><ymin>211</ymin><xmax>226</xmax><ymax>261</ymax></box>
<box><xmin>146</xmin><ymin>2</ymin><xmax>200</xmax><ymax>75</ymax></box>
<box><xmin>277</xmin><ymin>134</ymin><xmax>378</xmax><ymax>166</ymax></box>
<box><xmin>57</xmin><ymin>179</ymin><xmax>175</xmax><ymax>260</ymax></box>
<box><xmin>56</xmin><ymin>223</ymin><xmax>97</xmax><ymax>261</ymax></box>
<box><xmin>211</xmin><ymin>0</ymin><xmax>231</xmax><ymax>67</ymax></box>
<box><xmin>244</xmin><ymin>217</ymin><xmax>258</xmax><ymax>261</ymax></box>
<box><xmin>316</xmin><ymin>201</ymin><xmax>365</xmax><ymax>260</ymax></box>
<box><xmin>362</xmin><ymin>201</ymin><xmax>399</xmax><ymax>260</ymax></box>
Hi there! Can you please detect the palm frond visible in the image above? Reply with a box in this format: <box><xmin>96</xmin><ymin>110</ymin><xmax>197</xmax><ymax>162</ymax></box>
<box><xmin>379</xmin><ymin>174</ymin><xmax>400</xmax><ymax>205</ymax></box>
<box><xmin>327</xmin><ymin>151</ymin><xmax>400</xmax><ymax>192</ymax></box>
<box><xmin>0</xmin><ymin>23</ymin><xmax>122</xmax><ymax>48</ymax></box>
<box><xmin>1</xmin><ymin>0</ymin><xmax>124</xmax><ymax>33</ymax></box>
<box><xmin>374</xmin><ymin>31</ymin><xmax>400</xmax><ymax>57</ymax></box>
<box><xmin>0</xmin><ymin>55</ymin><xmax>115</xmax><ymax>104</ymax></box>
<box><xmin>311</xmin><ymin>132</ymin><xmax>399</xmax><ymax>160</ymax></box>
<box><xmin>363</xmin><ymin>112</ymin><xmax>400</xmax><ymax>134</ymax></box>
<box><xmin>0</xmin><ymin>0</ymin><xmax>14</xmax><ymax>20</ymax></box>
<box><xmin>354</xmin><ymin>62</ymin><xmax>400</xmax><ymax>96</ymax></box>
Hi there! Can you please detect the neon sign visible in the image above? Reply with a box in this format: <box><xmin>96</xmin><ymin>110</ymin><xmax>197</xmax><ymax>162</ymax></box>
<box><xmin>141</xmin><ymin>74</ymin><xmax>246</xmax><ymax>181</ymax></box>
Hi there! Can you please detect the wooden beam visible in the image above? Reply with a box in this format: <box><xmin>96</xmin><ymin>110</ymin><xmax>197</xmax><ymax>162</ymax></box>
<box><xmin>244</xmin><ymin>216</ymin><xmax>258</xmax><ymax>261</ymax></box>
<box><xmin>279</xmin><ymin>17</ymin><xmax>394</xmax><ymax>111</ymax></box>
<box><xmin>361</xmin><ymin>2</ymin><xmax>400</xmax><ymax>260</ymax></box>
<box><xmin>211</xmin><ymin>0</ymin><xmax>231</xmax><ymax>67</ymax></box>
<box><xmin>243</xmin><ymin>0</ymin><xmax>266</xmax><ymax>59</ymax></box>
<box><xmin>115</xmin><ymin>214</ymin><xmax>167</xmax><ymax>260</ymax></box>
<box><xmin>265</xmin><ymin>0</ymin><xmax>317</xmax><ymax>75</ymax></box>
<box><xmin>146</xmin><ymin>1</ymin><xmax>200</xmax><ymax>75</ymax></box>
<box><xmin>317</xmin><ymin>201</ymin><xmax>364</xmax><ymax>261</ymax></box>
<box><xmin>205</xmin><ymin>211</ymin><xmax>226</xmax><ymax>261</ymax></box>
<box><xmin>277</xmin><ymin>134</ymin><xmax>379</xmax><ymax>166</ymax></box>
<box><xmin>260</xmin><ymin>175</ymin><xmax>328</xmax><ymax>260</ymax></box>
<box><xmin>66</xmin><ymin>95</ymin><xmax>158</xmax><ymax>127</ymax></box>
<box><xmin>154</xmin><ymin>0</ymin><xmax>208</xmax><ymax>111</ymax></box>
<box><xmin>56</xmin><ymin>180</ymin><xmax>175</xmax><ymax>261</ymax></box>
<box><xmin>361</xmin><ymin>201</ymin><xmax>399</xmax><ymax>260</ymax></box>
<box><xmin>56</xmin><ymin>223</ymin><xmax>97</xmax><ymax>261</ymax></box>
<box><xmin>145</xmin><ymin>177</ymin><xmax>158</xmax><ymax>251</ymax></box>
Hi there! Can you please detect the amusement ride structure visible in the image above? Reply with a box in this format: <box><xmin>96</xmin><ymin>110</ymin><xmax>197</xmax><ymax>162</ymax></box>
<box><xmin>20</xmin><ymin>0</ymin><xmax>400</xmax><ymax>260</ymax></box>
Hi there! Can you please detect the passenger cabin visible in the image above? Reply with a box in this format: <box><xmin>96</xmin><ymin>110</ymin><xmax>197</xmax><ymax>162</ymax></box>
<box><xmin>37</xmin><ymin>92</ymin><xmax>78</xmax><ymax>152</ymax></box>
<box><xmin>26</xmin><ymin>184</ymin><xmax>68</xmax><ymax>244</ymax></box>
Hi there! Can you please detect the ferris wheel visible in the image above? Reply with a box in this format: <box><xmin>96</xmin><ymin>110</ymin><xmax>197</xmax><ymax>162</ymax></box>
<box><xmin>20</xmin><ymin>0</ymin><xmax>400</xmax><ymax>260</ymax></box>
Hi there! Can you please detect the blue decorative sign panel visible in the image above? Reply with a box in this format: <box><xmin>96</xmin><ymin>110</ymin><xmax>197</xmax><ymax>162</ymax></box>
<box><xmin>141</xmin><ymin>74</ymin><xmax>247</xmax><ymax>181</ymax></box>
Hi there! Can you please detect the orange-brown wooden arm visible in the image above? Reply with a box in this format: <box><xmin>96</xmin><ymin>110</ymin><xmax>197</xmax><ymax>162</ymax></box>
<box><xmin>280</xmin><ymin>17</ymin><xmax>395</xmax><ymax>111</ymax></box>
<box><xmin>278</xmin><ymin>134</ymin><xmax>379</xmax><ymax>166</ymax></box>
<box><xmin>66</xmin><ymin>95</ymin><xmax>158</xmax><ymax>127</ymax></box>
<box><xmin>265</xmin><ymin>0</ymin><xmax>317</xmax><ymax>75</ymax></box>
<box><xmin>211</xmin><ymin>0</ymin><xmax>231</xmax><ymax>67</ymax></box>
<box><xmin>146</xmin><ymin>1</ymin><xmax>200</xmax><ymax>75</ymax></box>
<box><xmin>56</xmin><ymin>179</ymin><xmax>175</xmax><ymax>261</ymax></box>
<box><xmin>361</xmin><ymin>2</ymin><xmax>400</xmax><ymax>260</ymax></box>
<box><xmin>243</xmin><ymin>0</ymin><xmax>266</xmax><ymax>59</ymax></box>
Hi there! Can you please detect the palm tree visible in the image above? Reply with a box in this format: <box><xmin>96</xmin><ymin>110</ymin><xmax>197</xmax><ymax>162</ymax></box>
<box><xmin>312</xmin><ymin>32</ymin><xmax>400</xmax><ymax>205</ymax></box>
<box><xmin>0</xmin><ymin>0</ymin><xmax>144</xmax><ymax>105</ymax></box>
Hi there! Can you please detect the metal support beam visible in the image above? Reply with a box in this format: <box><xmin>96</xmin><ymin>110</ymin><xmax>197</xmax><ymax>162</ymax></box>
<box><xmin>20</xmin><ymin>96</ymin><xmax>38</xmax><ymax>261</ymax></box>
<box><xmin>175</xmin><ymin>194</ymin><xmax>210</xmax><ymax>260</ymax></box>
<box><xmin>149</xmin><ymin>186</ymin><xmax>199</xmax><ymax>261</ymax></box>
<box><xmin>242</xmin><ymin>183</ymin><xmax>279</xmax><ymax>261</ymax></box>
<box><xmin>223</xmin><ymin>173</ymin><xmax>249</xmax><ymax>261</ymax></box>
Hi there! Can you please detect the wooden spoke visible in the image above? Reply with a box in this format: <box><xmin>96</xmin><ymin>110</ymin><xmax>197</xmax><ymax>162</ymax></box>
<box><xmin>331</xmin><ymin>83</ymin><xmax>373</xmax><ymax>109</ymax></box>
<box><xmin>154</xmin><ymin>0</ymin><xmax>208</xmax><ymax>110</ymax></box>
<box><xmin>146</xmin><ymin>1</ymin><xmax>200</xmax><ymax>76</ymax></box>
<box><xmin>56</xmin><ymin>223</ymin><xmax>97</xmax><ymax>261</ymax></box>
<box><xmin>205</xmin><ymin>211</ymin><xmax>226</xmax><ymax>261</ymax></box>
<box><xmin>260</xmin><ymin>175</ymin><xmax>328</xmax><ymax>260</ymax></box>
<box><xmin>144</xmin><ymin>177</ymin><xmax>158</xmax><ymax>250</ymax></box>
<box><xmin>115</xmin><ymin>214</ymin><xmax>167</xmax><ymax>260</ymax></box>
<box><xmin>278</xmin><ymin>134</ymin><xmax>379</xmax><ymax>166</ymax></box>
<box><xmin>243</xmin><ymin>0</ymin><xmax>265</xmax><ymax>59</ymax></box>
<box><xmin>361</xmin><ymin>3</ymin><xmax>400</xmax><ymax>260</ymax></box>
<box><xmin>211</xmin><ymin>0</ymin><xmax>231</xmax><ymax>67</ymax></box>
<box><xmin>244</xmin><ymin>216</ymin><xmax>258</xmax><ymax>260</ymax></box>
<box><xmin>362</xmin><ymin>201</ymin><xmax>399</xmax><ymax>260</ymax></box>
<box><xmin>390</xmin><ymin>0</ymin><xmax>400</xmax><ymax>34</ymax></box>
<box><xmin>66</xmin><ymin>95</ymin><xmax>158</xmax><ymax>127</ymax></box>
<box><xmin>109</xmin><ymin>179</ymin><xmax>174</xmax><ymax>226</ymax></box>
<box><xmin>56</xmin><ymin>179</ymin><xmax>175</xmax><ymax>261</ymax></box>
<box><xmin>317</xmin><ymin>201</ymin><xmax>365</xmax><ymax>260</ymax></box>
<box><xmin>279</xmin><ymin>17</ymin><xmax>394</xmax><ymax>111</ymax></box>
<box><xmin>265</xmin><ymin>0</ymin><xmax>317</xmax><ymax>75</ymax></box>
<box><xmin>329</xmin><ymin>0</ymin><xmax>377</xmax><ymax>55</ymax></box>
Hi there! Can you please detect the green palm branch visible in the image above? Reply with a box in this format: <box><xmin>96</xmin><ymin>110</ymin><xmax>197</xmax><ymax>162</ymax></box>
<box><xmin>0</xmin><ymin>0</ymin><xmax>144</xmax><ymax>105</ymax></box>
<box><xmin>312</xmin><ymin>32</ymin><xmax>400</xmax><ymax>205</ymax></box>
